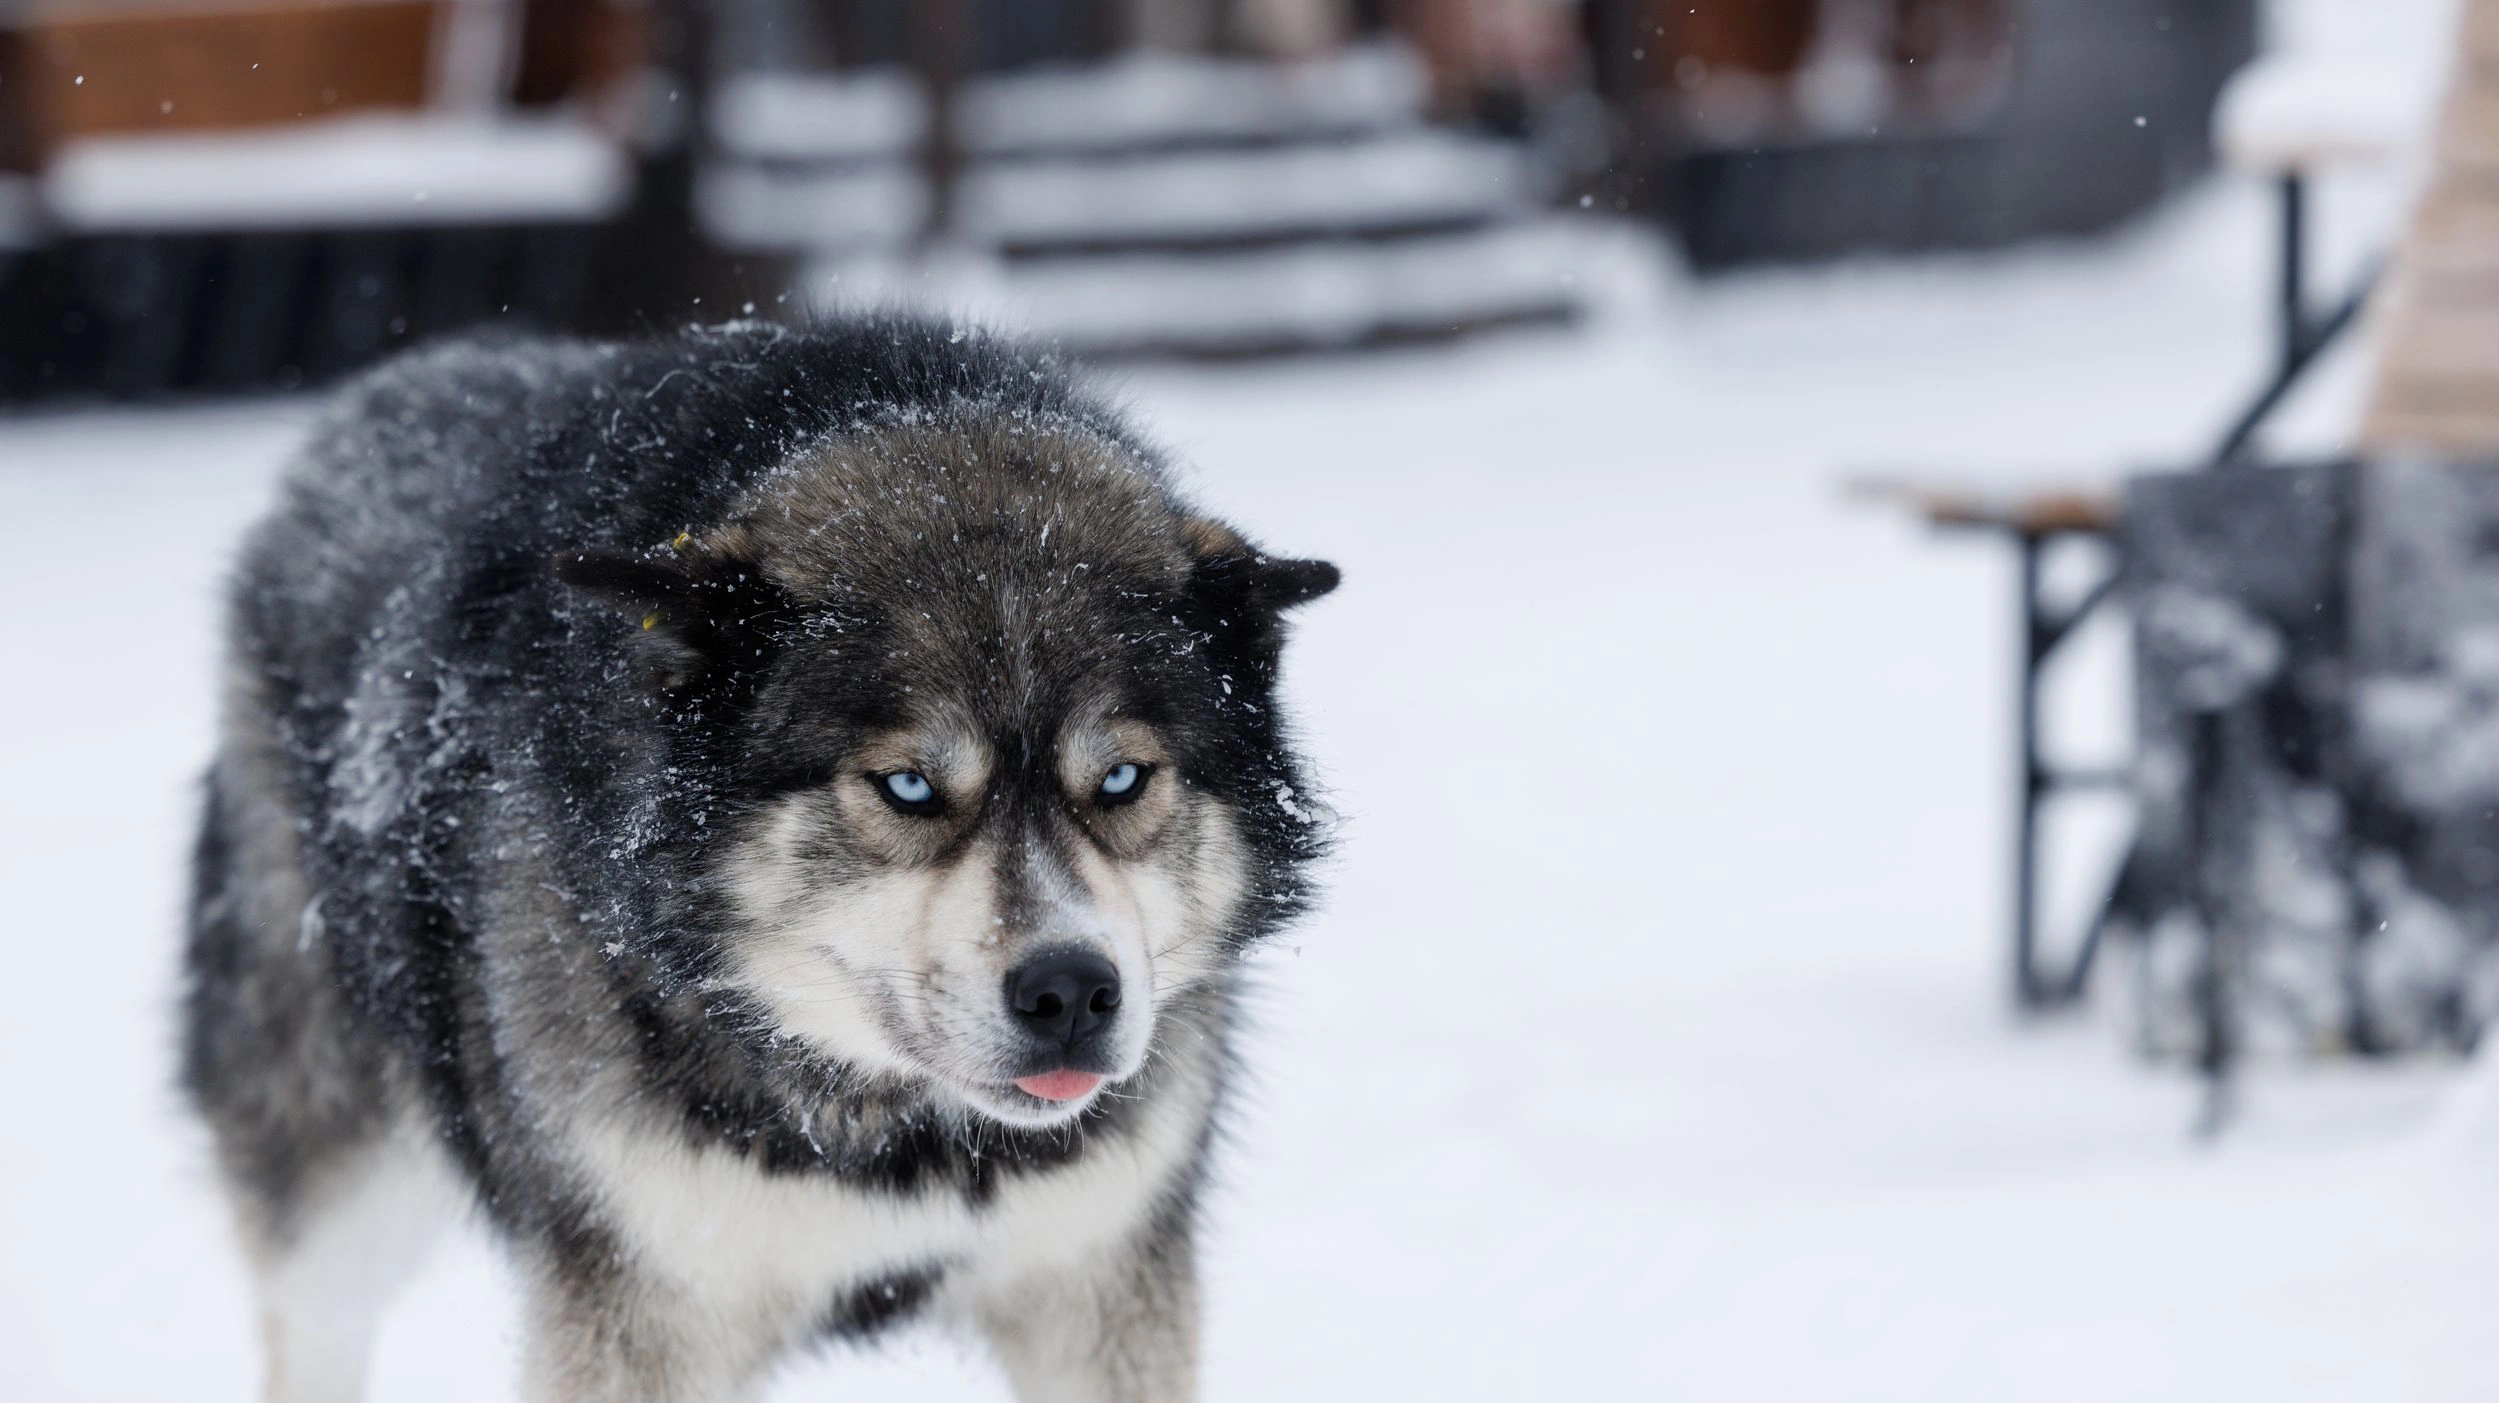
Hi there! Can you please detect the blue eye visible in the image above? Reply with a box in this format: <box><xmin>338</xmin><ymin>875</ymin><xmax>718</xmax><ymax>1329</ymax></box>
<box><xmin>881</xmin><ymin>771</ymin><xmax>937</xmax><ymax>809</ymax></box>
<box><xmin>1099</xmin><ymin>763</ymin><xmax>1144</xmax><ymax>800</ymax></box>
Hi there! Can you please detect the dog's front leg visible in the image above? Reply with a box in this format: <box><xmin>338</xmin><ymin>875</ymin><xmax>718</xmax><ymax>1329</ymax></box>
<box><xmin>976</xmin><ymin>1224</ymin><xmax>1200</xmax><ymax>1403</ymax></box>
<box><xmin>518</xmin><ymin>1270</ymin><xmax>757</xmax><ymax>1403</ymax></box>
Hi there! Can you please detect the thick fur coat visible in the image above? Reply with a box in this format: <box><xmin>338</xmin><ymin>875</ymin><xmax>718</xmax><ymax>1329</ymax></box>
<box><xmin>181</xmin><ymin>318</ymin><xmax>1337</xmax><ymax>1401</ymax></box>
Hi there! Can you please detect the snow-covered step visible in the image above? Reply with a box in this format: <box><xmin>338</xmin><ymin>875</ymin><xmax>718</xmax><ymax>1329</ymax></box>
<box><xmin>1010</xmin><ymin>220</ymin><xmax>1581</xmax><ymax>353</ymax></box>
<box><xmin>963</xmin><ymin>43</ymin><xmax>1428</xmax><ymax>156</ymax></box>
<box><xmin>959</xmin><ymin>130</ymin><xmax>1533</xmax><ymax>253</ymax></box>
<box><xmin>811</xmin><ymin>217</ymin><xmax>1590</xmax><ymax>358</ymax></box>
<box><xmin>698</xmin><ymin>163</ymin><xmax>924</xmax><ymax>252</ymax></box>
<box><xmin>707</xmin><ymin>127</ymin><xmax>1535</xmax><ymax>258</ymax></box>
<box><xmin>708</xmin><ymin>37</ymin><xmax>1582</xmax><ymax>359</ymax></box>
<box><xmin>711</xmin><ymin>69</ymin><xmax>928</xmax><ymax>165</ymax></box>
<box><xmin>708</xmin><ymin>44</ymin><xmax>1428</xmax><ymax>169</ymax></box>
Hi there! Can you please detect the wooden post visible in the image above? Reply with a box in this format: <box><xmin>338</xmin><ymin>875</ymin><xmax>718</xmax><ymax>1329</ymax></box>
<box><xmin>2359</xmin><ymin>0</ymin><xmax>2499</xmax><ymax>456</ymax></box>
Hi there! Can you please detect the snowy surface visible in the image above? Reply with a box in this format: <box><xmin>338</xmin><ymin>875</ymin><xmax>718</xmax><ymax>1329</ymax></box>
<box><xmin>6</xmin><ymin>158</ymin><xmax>2498</xmax><ymax>1403</ymax></box>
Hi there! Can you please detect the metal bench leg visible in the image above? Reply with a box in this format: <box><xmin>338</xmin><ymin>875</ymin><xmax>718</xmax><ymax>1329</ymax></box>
<box><xmin>2014</xmin><ymin>529</ymin><xmax>2129</xmax><ymax>1011</ymax></box>
<box><xmin>2015</xmin><ymin>532</ymin><xmax>2049</xmax><ymax>1007</ymax></box>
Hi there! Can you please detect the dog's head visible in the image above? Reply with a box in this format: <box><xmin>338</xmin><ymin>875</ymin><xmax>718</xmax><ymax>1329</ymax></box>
<box><xmin>556</xmin><ymin>415</ymin><xmax>1335</xmax><ymax>1127</ymax></box>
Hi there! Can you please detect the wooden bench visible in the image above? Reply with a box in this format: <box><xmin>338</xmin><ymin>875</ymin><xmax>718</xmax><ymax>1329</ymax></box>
<box><xmin>1856</xmin><ymin>6</ymin><xmax>2481</xmax><ymax>1016</ymax></box>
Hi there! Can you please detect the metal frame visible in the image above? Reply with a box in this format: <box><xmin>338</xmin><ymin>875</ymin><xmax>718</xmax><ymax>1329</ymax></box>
<box><xmin>2010</xmin><ymin>525</ymin><xmax>2128</xmax><ymax>1008</ymax></box>
<box><xmin>2007</xmin><ymin>167</ymin><xmax>2379</xmax><ymax>1011</ymax></box>
<box><xmin>2212</xmin><ymin>172</ymin><xmax>2385</xmax><ymax>468</ymax></box>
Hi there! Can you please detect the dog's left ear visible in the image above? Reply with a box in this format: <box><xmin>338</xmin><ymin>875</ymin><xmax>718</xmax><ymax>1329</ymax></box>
<box><xmin>1179</xmin><ymin>516</ymin><xmax>1340</xmax><ymax>628</ymax></box>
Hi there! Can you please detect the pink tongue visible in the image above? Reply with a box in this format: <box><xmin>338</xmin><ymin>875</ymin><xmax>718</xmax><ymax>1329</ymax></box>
<box><xmin>1014</xmin><ymin>1071</ymin><xmax>1103</xmax><ymax>1102</ymax></box>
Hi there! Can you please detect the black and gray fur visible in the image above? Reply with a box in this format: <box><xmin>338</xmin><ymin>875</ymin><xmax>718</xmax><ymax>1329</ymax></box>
<box><xmin>181</xmin><ymin>318</ymin><xmax>1338</xmax><ymax>1402</ymax></box>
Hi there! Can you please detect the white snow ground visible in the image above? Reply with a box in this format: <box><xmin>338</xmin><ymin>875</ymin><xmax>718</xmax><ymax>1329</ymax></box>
<box><xmin>6</xmin><ymin>171</ymin><xmax>2498</xmax><ymax>1403</ymax></box>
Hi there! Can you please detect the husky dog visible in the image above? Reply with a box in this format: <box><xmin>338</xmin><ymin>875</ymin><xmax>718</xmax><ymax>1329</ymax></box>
<box><xmin>181</xmin><ymin>318</ymin><xmax>1338</xmax><ymax>1402</ymax></box>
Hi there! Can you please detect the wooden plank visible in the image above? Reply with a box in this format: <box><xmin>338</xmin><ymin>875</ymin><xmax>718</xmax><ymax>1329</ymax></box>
<box><xmin>9</xmin><ymin>2</ymin><xmax>442</xmax><ymax>153</ymax></box>
<box><xmin>2373</xmin><ymin>306</ymin><xmax>2499</xmax><ymax>380</ymax></box>
<box><xmin>1844</xmin><ymin>478</ymin><xmax>2117</xmax><ymax>535</ymax></box>
<box><xmin>2359</xmin><ymin>0</ymin><xmax>2499</xmax><ymax>456</ymax></box>
<box><xmin>2397</xmin><ymin>191</ymin><xmax>2499</xmax><ymax>278</ymax></box>
<box><xmin>2362</xmin><ymin>401</ymin><xmax>2499</xmax><ymax>456</ymax></box>
<box><xmin>2466</xmin><ymin>0</ymin><xmax>2499</xmax><ymax>70</ymax></box>
<box><xmin>2435</xmin><ymin>82</ymin><xmax>2499</xmax><ymax>171</ymax></box>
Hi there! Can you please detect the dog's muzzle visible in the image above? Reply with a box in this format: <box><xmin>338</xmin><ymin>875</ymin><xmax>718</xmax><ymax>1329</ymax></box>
<box><xmin>1004</xmin><ymin>947</ymin><xmax>1123</xmax><ymax>1085</ymax></box>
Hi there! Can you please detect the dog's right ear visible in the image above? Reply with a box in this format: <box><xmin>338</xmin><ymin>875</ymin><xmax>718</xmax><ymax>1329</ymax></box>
<box><xmin>1178</xmin><ymin>516</ymin><xmax>1341</xmax><ymax>618</ymax></box>
<box><xmin>552</xmin><ymin>548</ymin><xmax>775</xmax><ymax>689</ymax></box>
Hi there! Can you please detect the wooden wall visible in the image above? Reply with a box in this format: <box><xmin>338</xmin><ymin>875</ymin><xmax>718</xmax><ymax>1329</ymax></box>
<box><xmin>8</xmin><ymin>2</ymin><xmax>442</xmax><ymax>148</ymax></box>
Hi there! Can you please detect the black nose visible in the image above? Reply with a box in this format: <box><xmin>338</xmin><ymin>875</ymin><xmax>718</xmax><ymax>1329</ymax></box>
<box><xmin>1007</xmin><ymin>950</ymin><xmax>1122</xmax><ymax>1047</ymax></box>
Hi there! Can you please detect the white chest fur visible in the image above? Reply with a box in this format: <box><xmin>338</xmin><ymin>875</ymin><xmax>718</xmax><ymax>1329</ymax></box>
<box><xmin>563</xmin><ymin>1048</ymin><xmax>1216</xmax><ymax>1330</ymax></box>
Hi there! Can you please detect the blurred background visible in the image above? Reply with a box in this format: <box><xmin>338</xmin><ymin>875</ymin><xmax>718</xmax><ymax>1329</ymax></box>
<box><xmin>7</xmin><ymin>1</ymin><xmax>2499</xmax><ymax>1400</ymax></box>
<box><xmin>0</xmin><ymin>0</ymin><xmax>2256</xmax><ymax>385</ymax></box>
